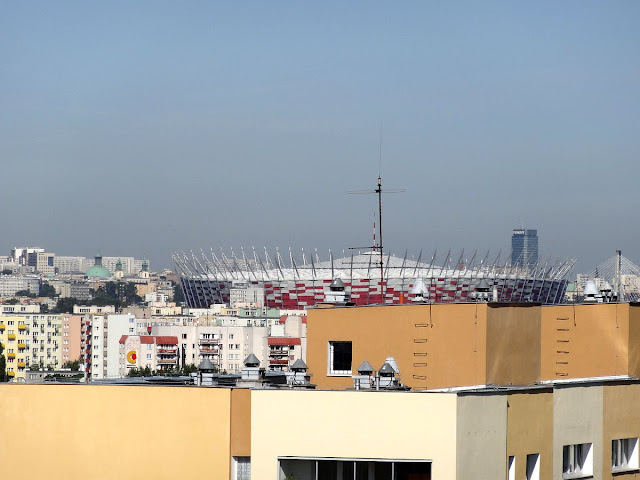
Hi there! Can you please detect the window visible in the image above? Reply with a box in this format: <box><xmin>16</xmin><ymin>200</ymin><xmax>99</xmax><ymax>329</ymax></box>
<box><xmin>328</xmin><ymin>341</ymin><xmax>352</xmax><ymax>375</ymax></box>
<box><xmin>146</xmin><ymin>354</ymin><xmax>152</xmax><ymax>359</ymax></box>
<box><xmin>563</xmin><ymin>443</ymin><xmax>593</xmax><ymax>478</ymax></box>
<box><xmin>229</xmin><ymin>334</ymin><xmax>234</xmax><ymax>340</ymax></box>
<box><xmin>526</xmin><ymin>453</ymin><xmax>539</xmax><ymax>480</ymax></box>
<box><xmin>182</xmin><ymin>334</ymin><xmax>187</xmax><ymax>339</ymax></box>
<box><xmin>612</xmin><ymin>438</ymin><xmax>639</xmax><ymax>472</ymax></box>
<box><xmin>233</xmin><ymin>456</ymin><xmax>250</xmax><ymax>480</ymax></box>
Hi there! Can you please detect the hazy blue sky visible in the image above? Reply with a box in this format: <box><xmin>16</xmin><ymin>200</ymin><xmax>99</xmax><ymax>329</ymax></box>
<box><xmin>1</xmin><ymin>2</ymin><xmax>638</xmax><ymax>272</ymax></box>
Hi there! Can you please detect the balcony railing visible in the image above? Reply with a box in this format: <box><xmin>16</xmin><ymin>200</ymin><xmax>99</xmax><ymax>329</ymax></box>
<box><xmin>7</xmin><ymin>353</ymin><xmax>15</xmax><ymax>359</ymax></box>
<box><xmin>199</xmin><ymin>347</ymin><xmax>219</xmax><ymax>353</ymax></box>
<box><xmin>7</xmin><ymin>371</ymin><xmax>15</xmax><ymax>377</ymax></box>
<box><xmin>269</xmin><ymin>359</ymin><xmax>288</xmax><ymax>365</ymax></box>
<box><xmin>18</xmin><ymin>325</ymin><xmax>26</xmax><ymax>331</ymax></box>
<box><xmin>8</xmin><ymin>334</ymin><xmax>15</xmax><ymax>340</ymax></box>
<box><xmin>0</xmin><ymin>324</ymin><xmax>4</xmax><ymax>330</ymax></box>
<box><xmin>157</xmin><ymin>348</ymin><xmax>177</xmax><ymax>353</ymax></box>
<box><xmin>157</xmin><ymin>358</ymin><xmax>178</xmax><ymax>364</ymax></box>
<box><xmin>17</xmin><ymin>343</ymin><xmax>26</xmax><ymax>349</ymax></box>
<box><xmin>18</xmin><ymin>362</ymin><xmax>25</xmax><ymax>368</ymax></box>
<box><xmin>199</xmin><ymin>339</ymin><xmax>220</xmax><ymax>345</ymax></box>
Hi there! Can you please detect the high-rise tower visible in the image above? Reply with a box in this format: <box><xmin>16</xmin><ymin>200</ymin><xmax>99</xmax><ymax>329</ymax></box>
<box><xmin>511</xmin><ymin>228</ymin><xmax>538</xmax><ymax>268</ymax></box>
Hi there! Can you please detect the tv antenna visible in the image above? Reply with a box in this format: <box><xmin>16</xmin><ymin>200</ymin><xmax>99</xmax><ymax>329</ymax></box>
<box><xmin>348</xmin><ymin>174</ymin><xmax>405</xmax><ymax>301</ymax></box>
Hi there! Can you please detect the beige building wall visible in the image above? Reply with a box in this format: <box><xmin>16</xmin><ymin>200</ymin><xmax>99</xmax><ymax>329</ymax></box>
<box><xmin>486</xmin><ymin>304</ymin><xmax>540</xmax><ymax>385</ymax></box>
<box><xmin>541</xmin><ymin>304</ymin><xmax>630</xmax><ymax>381</ymax></box>
<box><xmin>456</xmin><ymin>394</ymin><xmax>508</xmax><ymax>480</ymax></box>
<box><xmin>251</xmin><ymin>389</ymin><xmax>458</xmax><ymax>479</ymax></box>
<box><xmin>553</xmin><ymin>385</ymin><xmax>604</xmax><ymax>480</ymax></box>
<box><xmin>0</xmin><ymin>385</ymin><xmax>232</xmax><ymax>480</ymax></box>
<box><xmin>307</xmin><ymin>303</ymin><xmax>489</xmax><ymax>391</ymax></box>
<box><xmin>507</xmin><ymin>391</ymin><xmax>554</xmax><ymax>480</ymax></box>
<box><xmin>602</xmin><ymin>383</ymin><xmax>640</xmax><ymax>479</ymax></box>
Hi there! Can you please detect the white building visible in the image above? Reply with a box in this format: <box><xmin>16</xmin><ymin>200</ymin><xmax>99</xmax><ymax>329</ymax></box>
<box><xmin>0</xmin><ymin>276</ymin><xmax>40</xmax><ymax>297</ymax></box>
<box><xmin>229</xmin><ymin>286</ymin><xmax>265</xmax><ymax>308</ymax></box>
<box><xmin>118</xmin><ymin>335</ymin><xmax>179</xmax><ymax>376</ymax></box>
<box><xmin>54</xmin><ymin>256</ymin><xmax>86</xmax><ymax>273</ymax></box>
<box><xmin>82</xmin><ymin>313</ymin><xmax>137</xmax><ymax>380</ymax></box>
<box><xmin>152</xmin><ymin>324</ymin><xmax>268</xmax><ymax>374</ymax></box>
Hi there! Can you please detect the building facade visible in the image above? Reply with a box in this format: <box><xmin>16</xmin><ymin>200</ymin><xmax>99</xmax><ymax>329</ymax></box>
<box><xmin>512</xmin><ymin>228</ymin><xmax>539</xmax><ymax>268</ymax></box>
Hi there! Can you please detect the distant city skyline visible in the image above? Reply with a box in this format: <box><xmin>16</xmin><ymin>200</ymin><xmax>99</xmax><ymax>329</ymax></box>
<box><xmin>2</xmin><ymin>2</ymin><xmax>638</xmax><ymax>273</ymax></box>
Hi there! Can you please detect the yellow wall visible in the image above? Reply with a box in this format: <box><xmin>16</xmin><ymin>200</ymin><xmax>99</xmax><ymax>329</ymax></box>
<box><xmin>628</xmin><ymin>305</ymin><xmax>640</xmax><ymax>378</ymax></box>
<box><xmin>486</xmin><ymin>305</ymin><xmax>540</xmax><ymax>385</ymax></box>
<box><xmin>0</xmin><ymin>385</ymin><xmax>232</xmax><ymax>480</ymax></box>
<box><xmin>506</xmin><ymin>391</ymin><xmax>553</xmax><ymax>480</ymax></box>
<box><xmin>307</xmin><ymin>303</ymin><xmax>488</xmax><ymax>390</ymax></box>
<box><xmin>231</xmin><ymin>388</ymin><xmax>251</xmax><ymax>457</ymax></box>
<box><xmin>250</xmin><ymin>389</ymin><xmax>459</xmax><ymax>479</ymax></box>
<box><xmin>541</xmin><ymin>304</ymin><xmax>629</xmax><ymax>381</ymax></box>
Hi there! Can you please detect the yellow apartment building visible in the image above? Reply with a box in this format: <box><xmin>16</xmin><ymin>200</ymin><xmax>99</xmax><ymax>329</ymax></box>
<box><xmin>1</xmin><ymin>380</ymin><xmax>640</xmax><ymax>479</ymax></box>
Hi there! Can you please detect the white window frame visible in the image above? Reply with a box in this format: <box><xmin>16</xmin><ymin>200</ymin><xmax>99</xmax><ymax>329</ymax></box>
<box><xmin>612</xmin><ymin>438</ymin><xmax>639</xmax><ymax>473</ymax></box>
<box><xmin>327</xmin><ymin>341</ymin><xmax>352</xmax><ymax>376</ymax></box>
<box><xmin>562</xmin><ymin>443</ymin><xmax>593</xmax><ymax>479</ymax></box>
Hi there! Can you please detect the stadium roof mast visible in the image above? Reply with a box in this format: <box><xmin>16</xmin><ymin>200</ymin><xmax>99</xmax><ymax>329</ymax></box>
<box><xmin>348</xmin><ymin>129</ymin><xmax>405</xmax><ymax>302</ymax></box>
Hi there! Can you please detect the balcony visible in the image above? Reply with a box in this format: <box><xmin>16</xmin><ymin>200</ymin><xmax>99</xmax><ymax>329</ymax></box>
<box><xmin>7</xmin><ymin>371</ymin><xmax>14</xmax><ymax>377</ymax></box>
<box><xmin>157</xmin><ymin>358</ymin><xmax>177</xmax><ymax>364</ymax></box>
<box><xmin>18</xmin><ymin>362</ymin><xmax>25</xmax><ymax>368</ymax></box>
<box><xmin>18</xmin><ymin>325</ymin><xmax>26</xmax><ymax>331</ymax></box>
<box><xmin>7</xmin><ymin>353</ymin><xmax>15</xmax><ymax>359</ymax></box>
<box><xmin>269</xmin><ymin>349</ymin><xmax>289</xmax><ymax>356</ymax></box>
<box><xmin>0</xmin><ymin>324</ymin><xmax>4</xmax><ymax>330</ymax></box>
<box><xmin>157</xmin><ymin>348</ymin><xmax>177</xmax><ymax>354</ymax></box>
<box><xmin>199</xmin><ymin>347</ymin><xmax>219</xmax><ymax>353</ymax></box>
<box><xmin>270</xmin><ymin>359</ymin><xmax>288</xmax><ymax>365</ymax></box>
<box><xmin>17</xmin><ymin>343</ymin><xmax>26</xmax><ymax>349</ymax></box>
<box><xmin>199</xmin><ymin>338</ymin><xmax>220</xmax><ymax>345</ymax></box>
<box><xmin>7</xmin><ymin>334</ymin><xmax>15</xmax><ymax>341</ymax></box>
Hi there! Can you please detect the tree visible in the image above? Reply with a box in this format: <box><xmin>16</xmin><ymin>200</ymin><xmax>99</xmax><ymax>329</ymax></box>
<box><xmin>40</xmin><ymin>282</ymin><xmax>57</xmax><ymax>298</ymax></box>
<box><xmin>173</xmin><ymin>282</ymin><xmax>185</xmax><ymax>305</ymax></box>
<box><xmin>4</xmin><ymin>298</ymin><xmax>19</xmax><ymax>305</ymax></box>
<box><xmin>15</xmin><ymin>289</ymin><xmax>33</xmax><ymax>297</ymax></box>
<box><xmin>54</xmin><ymin>297</ymin><xmax>79</xmax><ymax>314</ymax></box>
<box><xmin>62</xmin><ymin>360</ymin><xmax>80</xmax><ymax>371</ymax></box>
<box><xmin>0</xmin><ymin>343</ymin><xmax>6</xmax><ymax>382</ymax></box>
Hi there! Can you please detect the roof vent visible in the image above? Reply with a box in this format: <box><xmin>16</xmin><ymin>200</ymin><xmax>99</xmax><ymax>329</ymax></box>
<box><xmin>243</xmin><ymin>353</ymin><xmax>260</xmax><ymax>367</ymax></box>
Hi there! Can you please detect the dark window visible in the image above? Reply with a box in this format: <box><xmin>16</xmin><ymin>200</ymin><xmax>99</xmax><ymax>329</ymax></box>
<box><xmin>329</xmin><ymin>341</ymin><xmax>352</xmax><ymax>374</ymax></box>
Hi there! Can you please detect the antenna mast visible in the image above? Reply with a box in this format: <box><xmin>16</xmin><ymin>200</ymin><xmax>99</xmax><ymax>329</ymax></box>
<box><xmin>376</xmin><ymin>175</ymin><xmax>384</xmax><ymax>299</ymax></box>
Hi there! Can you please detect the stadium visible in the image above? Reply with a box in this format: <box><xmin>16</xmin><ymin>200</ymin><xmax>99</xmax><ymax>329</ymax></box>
<box><xmin>173</xmin><ymin>248</ymin><xmax>574</xmax><ymax>309</ymax></box>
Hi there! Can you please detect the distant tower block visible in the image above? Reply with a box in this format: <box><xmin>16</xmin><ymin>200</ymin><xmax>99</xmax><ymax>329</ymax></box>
<box><xmin>511</xmin><ymin>227</ymin><xmax>538</xmax><ymax>268</ymax></box>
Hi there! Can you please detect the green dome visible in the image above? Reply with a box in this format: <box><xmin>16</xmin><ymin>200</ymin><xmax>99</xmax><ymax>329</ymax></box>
<box><xmin>86</xmin><ymin>265</ymin><xmax>110</xmax><ymax>278</ymax></box>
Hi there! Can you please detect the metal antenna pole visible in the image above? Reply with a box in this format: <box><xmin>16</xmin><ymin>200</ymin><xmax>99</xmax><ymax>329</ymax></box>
<box><xmin>377</xmin><ymin>176</ymin><xmax>384</xmax><ymax>300</ymax></box>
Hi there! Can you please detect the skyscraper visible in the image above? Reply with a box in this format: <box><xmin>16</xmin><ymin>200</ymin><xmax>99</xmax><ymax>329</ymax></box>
<box><xmin>511</xmin><ymin>228</ymin><xmax>538</xmax><ymax>268</ymax></box>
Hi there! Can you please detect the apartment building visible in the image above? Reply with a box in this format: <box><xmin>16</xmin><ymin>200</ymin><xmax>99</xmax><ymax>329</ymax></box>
<box><xmin>0</xmin><ymin>275</ymin><xmax>39</xmax><ymax>297</ymax></box>
<box><xmin>82</xmin><ymin>313</ymin><xmax>137</xmax><ymax>380</ymax></box>
<box><xmin>5</xmin><ymin>378</ymin><xmax>640</xmax><ymax>479</ymax></box>
<box><xmin>153</xmin><ymin>324</ymin><xmax>268</xmax><ymax>373</ymax></box>
<box><xmin>0</xmin><ymin>313</ymin><xmax>63</xmax><ymax>380</ymax></box>
<box><xmin>25</xmin><ymin>313</ymin><xmax>63</xmax><ymax>370</ymax></box>
<box><xmin>61</xmin><ymin>314</ymin><xmax>82</xmax><ymax>363</ymax></box>
<box><xmin>0</xmin><ymin>316</ymin><xmax>29</xmax><ymax>380</ymax></box>
<box><xmin>118</xmin><ymin>335</ymin><xmax>179</xmax><ymax>375</ymax></box>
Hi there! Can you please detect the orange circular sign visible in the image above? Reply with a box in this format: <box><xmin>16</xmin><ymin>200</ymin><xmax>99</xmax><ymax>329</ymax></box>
<box><xmin>126</xmin><ymin>351</ymin><xmax>137</xmax><ymax>364</ymax></box>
